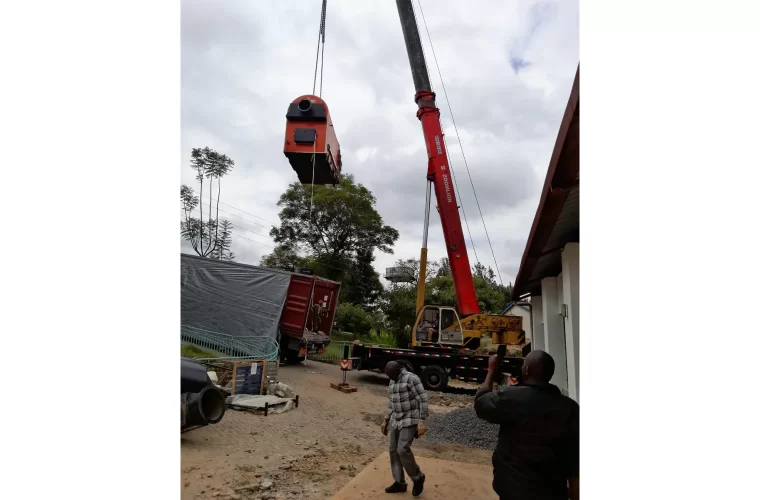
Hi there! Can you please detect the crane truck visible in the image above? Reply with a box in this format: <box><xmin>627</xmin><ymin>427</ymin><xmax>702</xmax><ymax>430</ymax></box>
<box><xmin>350</xmin><ymin>0</ymin><xmax>527</xmax><ymax>391</ymax></box>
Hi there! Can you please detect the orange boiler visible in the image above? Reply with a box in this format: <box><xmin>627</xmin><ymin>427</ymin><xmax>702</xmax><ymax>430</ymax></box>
<box><xmin>283</xmin><ymin>95</ymin><xmax>342</xmax><ymax>186</ymax></box>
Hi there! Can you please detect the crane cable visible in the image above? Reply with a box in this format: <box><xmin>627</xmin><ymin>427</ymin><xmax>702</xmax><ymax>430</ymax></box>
<box><xmin>408</xmin><ymin>1</ymin><xmax>481</xmax><ymax>269</ymax></box>
<box><xmin>415</xmin><ymin>0</ymin><xmax>505</xmax><ymax>287</ymax></box>
<box><xmin>309</xmin><ymin>0</ymin><xmax>328</xmax><ymax>242</ymax></box>
<box><xmin>312</xmin><ymin>0</ymin><xmax>328</xmax><ymax>97</ymax></box>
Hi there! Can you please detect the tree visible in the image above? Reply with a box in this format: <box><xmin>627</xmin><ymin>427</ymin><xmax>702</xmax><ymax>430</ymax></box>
<box><xmin>436</xmin><ymin>257</ymin><xmax>450</xmax><ymax>278</ymax></box>
<box><xmin>334</xmin><ymin>302</ymin><xmax>374</xmax><ymax>338</ymax></box>
<box><xmin>379</xmin><ymin>257</ymin><xmax>512</xmax><ymax>346</ymax></box>
<box><xmin>259</xmin><ymin>245</ymin><xmax>307</xmax><ymax>271</ymax></box>
<box><xmin>340</xmin><ymin>249</ymin><xmax>383</xmax><ymax>309</ymax></box>
<box><xmin>262</xmin><ymin>174</ymin><xmax>399</xmax><ymax>305</ymax></box>
<box><xmin>180</xmin><ymin>147</ymin><xmax>235</xmax><ymax>257</ymax></box>
<box><xmin>427</xmin><ymin>262</ymin><xmax>511</xmax><ymax>313</ymax></box>
<box><xmin>209</xmin><ymin>220</ymin><xmax>235</xmax><ymax>261</ymax></box>
<box><xmin>377</xmin><ymin>257</ymin><xmax>442</xmax><ymax>348</ymax></box>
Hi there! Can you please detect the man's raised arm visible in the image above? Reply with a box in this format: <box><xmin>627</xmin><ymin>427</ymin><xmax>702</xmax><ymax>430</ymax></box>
<box><xmin>474</xmin><ymin>354</ymin><xmax>506</xmax><ymax>424</ymax></box>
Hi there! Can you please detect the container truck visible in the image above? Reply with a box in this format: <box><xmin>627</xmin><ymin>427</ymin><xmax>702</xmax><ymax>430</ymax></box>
<box><xmin>181</xmin><ymin>254</ymin><xmax>340</xmax><ymax>363</ymax></box>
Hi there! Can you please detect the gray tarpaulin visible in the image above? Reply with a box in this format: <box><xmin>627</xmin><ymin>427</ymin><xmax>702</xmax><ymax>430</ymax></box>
<box><xmin>181</xmin><ymin>254</ymin><xmax>291</xmax><ymax>340</ymax></box>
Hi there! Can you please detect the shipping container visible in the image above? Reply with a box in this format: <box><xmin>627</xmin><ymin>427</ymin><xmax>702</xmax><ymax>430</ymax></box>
<box><xmin>279</xmin><ymin>274</ymin><xmax>340</xmax><ymax>363</ymax></box>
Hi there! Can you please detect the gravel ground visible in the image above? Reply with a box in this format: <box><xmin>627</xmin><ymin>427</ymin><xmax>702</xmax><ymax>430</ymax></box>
<box><xmin>428</xmin><ymin>406</ymin><xmax>500</xmax><ymax>450</ymax></box>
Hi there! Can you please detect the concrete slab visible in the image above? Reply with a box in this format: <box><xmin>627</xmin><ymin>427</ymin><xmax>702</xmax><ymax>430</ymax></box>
<box><xmin>331</xmin><ymin>452</ymin><xmax>498</xmax><ymax>499</ymax></box>
<box><xmin>225</xmin><ymin>394</ymin><xmax>291</xmax><ymax>408</ymax></box>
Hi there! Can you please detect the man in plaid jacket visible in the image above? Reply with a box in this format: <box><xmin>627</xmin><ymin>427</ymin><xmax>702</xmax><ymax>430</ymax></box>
<box><xmin>381</xmin><ymin>361</ymin><xmax>429</xmax><ymax>496</ymax></box>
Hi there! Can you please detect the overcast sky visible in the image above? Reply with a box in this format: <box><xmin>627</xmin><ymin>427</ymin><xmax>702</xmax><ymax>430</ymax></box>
<box><xmin>181</xmin><ymin>0</ymin><xmax>578</xmax><ymax>286</ymax></box>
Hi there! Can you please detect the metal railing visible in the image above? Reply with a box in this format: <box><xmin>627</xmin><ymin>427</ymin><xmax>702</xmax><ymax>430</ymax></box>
<box><xmin>181</xmin><ymin>324</ymin><xmax>279</xmax><ymax>361</ymax></box>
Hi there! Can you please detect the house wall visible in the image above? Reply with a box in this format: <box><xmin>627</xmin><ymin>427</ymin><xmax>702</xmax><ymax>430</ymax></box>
<box><xmin>533</xmin><ymin>242</ymin><xmax>580</xmax><ymax>402</ymax></box>
<box><xmin>531</xmin><ymin>296</ymin><xmax>545</xmax><ymax>351</ymax></box>
<box><xmin>504</xmin><ymin>305</ymin><xmax>533</xmax><ymax>344</ymax></box>
<box><xmin>561</xmin><ymin>243</ymin><xmax>579</xmax><ymax>402</ymax></box>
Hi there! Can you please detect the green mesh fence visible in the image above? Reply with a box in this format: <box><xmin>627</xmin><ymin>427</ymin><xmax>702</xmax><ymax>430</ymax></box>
<box><xmin>180</xmin><ymin>324</ymin><xmax>279</xmax><ymax>361</ymax></box>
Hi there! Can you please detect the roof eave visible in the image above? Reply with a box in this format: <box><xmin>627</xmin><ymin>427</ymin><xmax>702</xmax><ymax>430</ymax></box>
<box><xmin>513</xmin><ymin>64</ymin><xmax>580</xmax><ymax>298</ymax></box>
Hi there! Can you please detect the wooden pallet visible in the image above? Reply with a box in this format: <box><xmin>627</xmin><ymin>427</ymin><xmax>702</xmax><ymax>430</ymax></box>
<box><xmin>330</xmin><ymin>382</ymin><xmax>357</xmax><ymax>393</ymax></box>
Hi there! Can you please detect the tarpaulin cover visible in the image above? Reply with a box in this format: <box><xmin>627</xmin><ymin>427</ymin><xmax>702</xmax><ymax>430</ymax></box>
<box><xmin>181</xmin><ymin>254</ymin><xmax>291</xmax><ymax>340</ymax></box>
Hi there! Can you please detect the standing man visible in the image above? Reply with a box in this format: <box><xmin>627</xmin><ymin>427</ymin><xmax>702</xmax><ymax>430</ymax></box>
<box><xmin>474</xmin><ymin>350</ymin><xmax>579</xmax><ymax>500</ymax></box>
<box><xmin>381</xmin><ymin>361</ymin><xmax>428</xmax><ymax>496</ymax></box>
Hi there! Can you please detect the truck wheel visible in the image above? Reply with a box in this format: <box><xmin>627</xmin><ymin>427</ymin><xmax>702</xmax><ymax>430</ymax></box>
<box><xmin>420</xmin><ymin>365</ymin><xmax>448</xmax><ymax>391</ymax></box>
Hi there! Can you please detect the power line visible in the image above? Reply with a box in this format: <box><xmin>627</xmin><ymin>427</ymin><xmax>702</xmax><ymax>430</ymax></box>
<box><xmin>180</xmin><ymin>207</ymin><xmax>271</xmax><ymax>238</ymax></box>
<box><xmin>415</xmin><ymin>0</ymin><xmax>505</xmax><ymax>287</ymax></box>
<box><xmin>183</xmin><ymin>201</ymin><xmax>272</xmax><ymax>236</ymax></box>
<box><xmin>410</xmin><ymin>0</ymin><xmax>480</xmax><ymax>269</ymax></box>
<box><xmin>179</xmin><ymin>214</ymin><xmax>351</xmax><ymax>274</ymax></box>
<box><xmin>196</xmin><ymin>191</ymin><xmax>278</xmax><ymax>226</ymax></box>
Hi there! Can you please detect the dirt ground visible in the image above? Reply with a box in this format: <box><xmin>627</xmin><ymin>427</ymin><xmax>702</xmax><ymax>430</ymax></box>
<box><xmin>332</xmin><ymin>454</ymin><xmax>497</xmax><ymax>500</ymax></box>
<box><xmin>181</xmin><ymin>361</ymin><xmax>493</xmax><ymax>499</ymax></box>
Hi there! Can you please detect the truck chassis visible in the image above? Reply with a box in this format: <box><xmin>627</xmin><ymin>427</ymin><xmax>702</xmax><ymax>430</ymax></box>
<box><xmin>351</xmin><ymin>342</ymin><xmax>524</xmax><ymax>391</ymax></box>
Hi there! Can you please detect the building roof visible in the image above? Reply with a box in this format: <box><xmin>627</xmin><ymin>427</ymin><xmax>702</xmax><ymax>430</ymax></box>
<box><xmin>513</xmin><ymin>65</ymin><xmax>579</xmax><ymax>298</ymax></box>
<box><xmin>500</xmin><ymin>301</ymin><xmax>530</xmax><ymax>315</ymax></box>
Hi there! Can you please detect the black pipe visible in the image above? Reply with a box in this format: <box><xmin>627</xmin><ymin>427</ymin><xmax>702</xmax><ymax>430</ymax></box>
<box><xmin>181</xmin><ymin>386</ymin><xmax>226</xmax><ymax>431</ymax></box>
<box><xmin>298</xmin><ymin>99</ymin><xmax>312</xmax><ymax>112</ymax></box>
<box><xmin>395</xmin><ymin>0</ymin><xmax>432</xmax><ymax>94</ymax></box>
<box><xmin>181</xmin><ymin>357</ymin><xmax>212</xmax><ymax>393</ymax></box>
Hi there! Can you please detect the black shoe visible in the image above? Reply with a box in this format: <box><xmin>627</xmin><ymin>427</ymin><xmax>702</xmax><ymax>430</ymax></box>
<box><xmin>412</xmin><ymin>474</ymin><xmax>425</xmax><ymax>497</ymax></box>
<box><xmin>385</xmin><ymin>482</ymin><xmax>408</xmax><ymax>494</ymax></box>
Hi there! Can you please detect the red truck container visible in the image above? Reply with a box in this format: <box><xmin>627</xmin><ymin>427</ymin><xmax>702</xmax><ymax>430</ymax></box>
<box><xmin>280</xmin><ymin>274</ymin><xmax>340</xmax><ymax>363</ymax></box>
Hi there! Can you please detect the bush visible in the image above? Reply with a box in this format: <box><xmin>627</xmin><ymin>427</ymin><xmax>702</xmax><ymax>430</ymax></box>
<box><xmin>334</xmin><ymin>302</ymin><xmax>374</xmax><ymax>337</ymax></box>
<box><xmin>181</xmin><ymin>343</ymin><xmax>218</xmax><ymax>359</ymax></box>
<box><xmin>392</xmin><ymin>326</ymin><xmax>411</xmax><ymax>349</ymax></box>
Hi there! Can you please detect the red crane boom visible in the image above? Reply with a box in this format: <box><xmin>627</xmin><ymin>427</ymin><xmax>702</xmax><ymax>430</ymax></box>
<box><xmin>396</xmin><ymin>0</ymin><xmax>480</xmax><ymax>316</ymax></box>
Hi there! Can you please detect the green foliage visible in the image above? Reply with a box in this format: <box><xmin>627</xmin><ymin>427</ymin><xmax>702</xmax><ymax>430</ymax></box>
<box><xmin>268</xmin><ymin>174</ymin><xmax>398</xmax><ymax>259</ymax></box>
<box><xmin>181</xmin><ymin>343</ymin><xmax>218</xmax><ymax>359</ymax></box>
<box><xmin>331</xmin><ymin>329</ymin><xmax>397</xmax><ymax>347</ymax></box>
<box><xmin>209</xmin><ymin>219</ymin><xmax>235</xmax><ymax>261</ymax></box>
<box><xmin>426</xmin><ymin>261</ymin><xmax>512</xmax><ymax>313</ymax></box>
<box><xmin>334</xmin><ymin>302</ymin><xmax>374</xmax><ymax>337</ymax></box>
<box><xmin>374</xmin><ymin>329</ymin><xmax>397</xmax><ymax>346</ymax></box>
<box><xmin>378</xmin><ymin>257</ymin><xmax>513</xmax><ymax>340</ymax></box>
<box><xmin>340</xmin><ymin>249</ymin><xmax>383</xmax><ymax>308</ymax></box>
<box><xmin>262</xmin><ymin>174</ymin><xmax>398</xmax><ymax>308</ymax></box>
<box><xmin>377</xmin><ymin>257</ymin><xmax>447</xmax><ymax>337</ymax></box>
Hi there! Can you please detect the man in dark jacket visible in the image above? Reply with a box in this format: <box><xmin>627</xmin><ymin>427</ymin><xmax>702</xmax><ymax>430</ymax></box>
<box><xmin>474</xmin><ymin>350</ymin><xmax>579</xmax><ymax>500</ymax></box>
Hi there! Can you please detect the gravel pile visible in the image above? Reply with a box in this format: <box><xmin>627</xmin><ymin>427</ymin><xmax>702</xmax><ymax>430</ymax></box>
<box><xmin>427</xmin><ymin>407</ymin><xmax>500</xmax><ymax>450</ymax></box>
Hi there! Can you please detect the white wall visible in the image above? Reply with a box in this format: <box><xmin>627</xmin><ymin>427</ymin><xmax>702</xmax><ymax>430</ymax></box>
<box><xmin>561</xmin><ymin>243</ymin><xmax>579</xmax><ymax>402</ymax></box>
<box><xmin>531</xmin><ymin>296</ymin><xmax>545</xmax><ymax>351</ymax></box>
<box><xmin>505</xmin><ymin>305</ymin><xmax>533</xmax><ymax>344</ymax></box>
<box><xmin>540</xmin><ymin>276</ymin><xmax>568</xmax><ymax>393</ymax></box>
<box><xmin>532</xmin><ymin>242</ymin><xmax>580</xmax><ymax>402</ymax></box>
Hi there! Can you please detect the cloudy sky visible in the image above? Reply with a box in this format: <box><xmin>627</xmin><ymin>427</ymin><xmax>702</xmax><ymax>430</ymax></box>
<box><xmin>181</xmin><ymin>0</ymin><xmax>578</xmax><ymax>286</ymax></box>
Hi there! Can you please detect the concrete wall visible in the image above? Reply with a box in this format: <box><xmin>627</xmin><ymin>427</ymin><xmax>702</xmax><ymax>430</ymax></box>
<box><xmin>561</xmin><ymin>243</ymin><xmax>579</xmax><ymax>402</ymax></box>
<box><xmin>540</xmin><ymin>276</ymin><xmax>568</xmax><ymax>394</ymax></box>
<box><xmin>533</xmin><ymin>242</ymin><xmax>579</xmax><ymax>402</ymax></box>
<box><xmin>530</xmin><ymin>296</ymin><xmax>545</xmax><ymax>351</ymax></box>
<box><xmin>505</xmin><ymin>305</ymin><xmax>533</xmax><ymax>344</ymax></box>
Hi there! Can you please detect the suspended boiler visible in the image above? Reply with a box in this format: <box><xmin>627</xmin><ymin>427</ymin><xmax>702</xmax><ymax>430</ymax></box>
<box><xmin>283</xmin><ymin>95</ymin><xmax>342</xmax><ymax>185</ymax></box>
